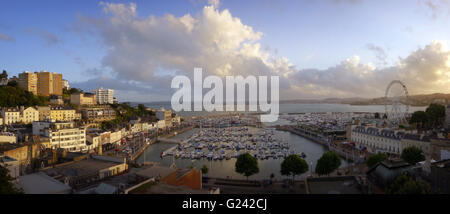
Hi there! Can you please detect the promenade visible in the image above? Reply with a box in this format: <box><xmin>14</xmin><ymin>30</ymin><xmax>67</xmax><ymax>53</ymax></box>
<box><xmin>277</xmin><ymin>125</ymin><xmax>368</xmax><ymax>163</ymax></box>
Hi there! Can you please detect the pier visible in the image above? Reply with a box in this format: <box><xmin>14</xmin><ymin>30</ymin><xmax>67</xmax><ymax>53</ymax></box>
<box><xmin>131</xmin><ymin>125</ymin><xmax>194</xmax><ymax>161</ymax></box>
<box><xmin>158</xmin><ymin>138</ymin><xmax>181</xmax><ymax>144</ymax></box>
<box><xmin>276</xmin><ymin>126</ymin><xmax>330</xmax><ymax>147</ymax></box>
<box><xmin>276</xmin><ymin>125</ymin><xmax>364</xmax><ymax>162</ymax></box>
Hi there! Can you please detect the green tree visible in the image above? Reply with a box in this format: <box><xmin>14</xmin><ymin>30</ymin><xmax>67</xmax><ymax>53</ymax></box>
<box><xmin>235</xmin><ymin>153</ymin><xmax>259</xmax><ymax>180</ymax></box>
<box><xmin>280</xmin><ymin>154</ymin><xmax>309</xmax><ymax>182</ymax></box>
<box><xmin>385</xmin><ymin>174</ymin><xmax>432</xmax><ymax>194</ymax></box>
<box><xmin>366</xmin><ymin>153</ymin><xmax>388</xmax><ymax>168</ymax></box>
<box><xmin>425</xmin><ymin>103</ymin><xmax>446</xmax><ymax>128</ymax></box>
<box><xmin>0</xmin><ymin>164</ymin><xmax>23</xmax><ymax>194</ymax></box>
<box><xmin>401</xmin><ymin>146</ymin><xmax>425</xmax><ymax>165</ymax></box>
<box><xmin>374</xmin><ymin>112</ymin><xmax>380</xmax><ymax>119</ymax></box>
<box><xmin>0</xmin><ymin>70</ymin><xmax>7</xmax><ymax>79</ymax></box>
<box><xmin>315</xmin><ymin>151</ymin><xmax>341</xmax><ymax>176</ymax></box>
<box><xmin>68</xmin><ymin>88</ymin><xmax>82</xmax><ymax>94</ymax></box>
<box><xmin>6</xmin><ymin>80</ymin><xmax>18</xmax><ymax>87</ymax></box>
<box><xmin>0</xmin><ymin>85</ymin><xmax>48</xmax><ymax>107</ymax></box>
<box><xmin>409</xmin><ymin>111</ymin><xmax>428</xmax><ymax>131</ymax></box>
<box><xmin>201</xmin><ymin>165</ymin><xmax>209</xmax><ymax>175</ymax></box>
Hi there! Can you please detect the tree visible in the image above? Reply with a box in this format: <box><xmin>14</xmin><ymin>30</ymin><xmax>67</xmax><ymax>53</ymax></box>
<box><xmin>7</xmin><ymin>80</ymin><xmax>17</xmax><ymax>87</ymax></box>
<box><xmin>401</xmin><ymin>146</ymin><xmax>425</xmax><ymax>165</ymax></box>
<box><xmin>280</xmin><ymin>154</ymin><xmax>309</xmax><ymax>182</ymax></box>
<box><xmin>0</xmin><ymin>164</ymin><xmax>23</xmax><ymax>194</ymax></box>
<box><xmin>235</xmin><ymin>153</ymin><xmax>259</xmax><ymax>180</ymax></box>
<box><xmin>68</xmin><ymin>88</ymin><xmax>82</xmax><ymax>94</ymax></box>
<box><xmin>425</xmin><ymin>103</ymin><xmax>445</xmax><ymax>128</ymax></box>
<box><xmin>315</xmin><ymin>151</ymin><xmax>341</xmax><ymax>176</ymax></box>
<box><xmin>385</xmin><ymin>174</ymin><xmax>432</xmax><ymax>194</ymax></box>
<box><xmin>409</xmin><ymin>111</ymin><xmax>428</xmax><ymax>131</ymax></box>
<box><xmin>0</xmin><ymin>70</ymin><xmax>7</xmax><ymax>79</ymax></box>
<box><xmin>366</xmin><ymin>153</ymin><xmax>388</xmax><ymax>168</ymax></box>
<box><xmin>201</xmin><ymin>165</ymin><xmax>209</xmax><ymax>175</ymax></box>
<box><xmin>0</xmin><ymin>85</ymin><xmax>48</xmax><ymax>107</ymax></box>
<box><xmin>374</xmin><ymin>112</ymin><xmax>380</xmax><ymax>119</ymax></box>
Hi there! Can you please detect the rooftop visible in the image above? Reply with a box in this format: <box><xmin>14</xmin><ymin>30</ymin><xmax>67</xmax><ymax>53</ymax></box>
<box><xmin>19</xmin><ymin>172</ymin><xmax>72</xmax><ymax>194</ymax></box>
<box><xmin>0</xmin><ymin>155</ymin><xmax>18</xmax><ymax>163</ymax></box>
<box><xmin>45</xmin><ymin>155</ymin><xmax>125</xmax><ymax>178</ymax></box>
<box><xmin>307</xmin><ymin>176</ymin><xmax>363</xmax><ymax>194</ymax></box>
<box><xmin>135</xmin><ymin>165</ymin><xmax>176</xmax><ymax>179</ymax></box>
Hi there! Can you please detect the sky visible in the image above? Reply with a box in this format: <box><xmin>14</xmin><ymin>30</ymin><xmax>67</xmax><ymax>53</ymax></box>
<box><xmin>1</xmin><ymin>0</ymin><xmax>450</xmax><ymax>102</ymax></box>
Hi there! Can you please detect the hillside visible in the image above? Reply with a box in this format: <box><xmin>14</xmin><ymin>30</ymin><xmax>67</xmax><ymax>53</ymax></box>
<box><xmin>342</xmin><ymin>93</ymin><xmax>450</xmax><ymax>106</ymax></box>
<box><xmin>0</xmin><ymin>85</ymin><xmax>49</xmax><ymax>107</ymax></box>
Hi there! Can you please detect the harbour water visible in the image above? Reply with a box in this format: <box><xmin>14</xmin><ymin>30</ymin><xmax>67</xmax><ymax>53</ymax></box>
<box><xmin>140</xmin><ymin>102</ymin><xmax>427</xmax><ymax>117</ymax></box>
<box><xmin>136</xmin><ymin>126</ymin><xmax>349</xmax><ymax>180</ymax></box>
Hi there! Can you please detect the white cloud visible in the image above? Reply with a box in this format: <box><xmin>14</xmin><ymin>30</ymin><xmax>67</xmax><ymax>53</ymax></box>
<box><xmin>286</xmin><ymin>40</ymin><xmax>450</xmax><ymax>98</ymax></box>
<box><xmin>75</xmin><ymin>2</ymin><xmax>450</xmax><ymax>101</ymax></box>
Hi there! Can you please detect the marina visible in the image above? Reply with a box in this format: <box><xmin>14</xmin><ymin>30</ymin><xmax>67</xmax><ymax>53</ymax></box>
<box><xmin>136</xmin><ymin>126</ymin><xmax>349</xmax><ymax>180</ymax></box>
<box><xmin>161</xmin><ymin>127</ymin><xmax>306</xmax><ymax>161</ymax></box>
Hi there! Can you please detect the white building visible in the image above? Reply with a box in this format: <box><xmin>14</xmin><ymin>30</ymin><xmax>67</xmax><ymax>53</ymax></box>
<box><xmin>20</xmin><ymin>106</ymin><xmax>39</xmax><ymax>124</ymax></box>
<box><xmin>62</xmin><ymin>79</ymin><xmax>70</xmax><ymax>90</ymax></box>
<box><xmin>157</xmin><ymin>120</ymin><xmax>166</xmax><ymax>129</ymax></box>
<box><xmin>351</xmin><ymin>125</ymin><xmax>405</xmax><ymax>154</ymax></box>
<box><xmin>0</xmin><ymin>132</ymin><xmax>16</xmax><ymax>144</ymax></box>
<box><xmin>32</xmin><ymin>120</ymin><xmax>87</xmax><ymax>152</ymax></box>
<box><xmin>1</xmin><ymin>107</ymin><xmax>21</xmax><ymax>125</ymax></box>
<box><xmin>156</xmin><ymin>108</ymin><xmax>172</xmax><ymax>127</ymax></box>
<box><xmin>86</xmin><ymin>129</ymin><xmax>123</xmax><ymax>150</ymax></box>
<box><xmin>93</xmin><ymin>87</ymin><xmax>114</xmax><ymax>104</ymax></box>
<box><xmin>350</xmin><ymin>125</ymin><xmax>431</xmax><ymax>155</ymax></box>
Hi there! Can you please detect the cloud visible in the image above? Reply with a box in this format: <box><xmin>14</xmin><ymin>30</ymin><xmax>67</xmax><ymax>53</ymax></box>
<box><xmin>74</xmin><ymin>1</ymin><xmax>294</xmax><ymax>101</ymax></box>
<box><xmin>74</xmin><ymin>2</ymin><xmax>450</xmax><ymax>101</ymax></box>
<box><xmin>0</xmin><ymin>33</ymin><xmax>14</xmax><ymax>42</ymax></box>
<box><xmin>25</xmin><ymin>27</ymin><xmax>61</xmax><ymax>46</ymax></box>
<box><xmin>286</xmin><ymin>41</ymin><xmax>450</xmax><ymax>98</ymax></box>
<box><xmin>418</xmin><ymin>0</ymin><xmax>450</xmax><ymax>19</ymax></box>
<box><xmin>366</xmin><ymin>43</ymin><xmax>388</xmax><ymax>65</ymax></box>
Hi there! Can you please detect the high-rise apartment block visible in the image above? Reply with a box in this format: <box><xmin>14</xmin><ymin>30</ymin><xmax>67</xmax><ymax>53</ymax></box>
<box><xmin>93</xmin><ymin>87</ymin><xmax>114</xmax><ymax>104</ymax></box>
<box><xmin>18</xmin><ymin>70</ymin><xmax>63</xmax><ymax>96</ymax></box>
<box><xmin>18</xmin><ymin>71</ymin><xmax>38</xmax><ymax>95</ymax></box>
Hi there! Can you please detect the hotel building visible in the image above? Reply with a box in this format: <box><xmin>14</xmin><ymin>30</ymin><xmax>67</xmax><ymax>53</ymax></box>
<box><xmin>32</xmin><ymin>120</ymin><xmax>87</xmax><ymax>152</ymax></box>
<box><xmin>350</xmin><ymin>125</ymin><xmax>430</xmax><ymax>155</ymax></box>
<box><xmin>93</xmin><ymin>87</ymin><xmax>114</xmax><ymax>104</ymax></box>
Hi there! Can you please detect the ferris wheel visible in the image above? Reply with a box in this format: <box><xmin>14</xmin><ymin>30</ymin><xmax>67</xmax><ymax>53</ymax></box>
<box><xmin>385</xmin><ymin>80</ymin><xmax>409</xmax><ymax>126</ymax></box>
